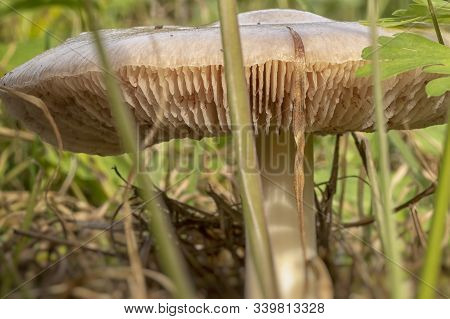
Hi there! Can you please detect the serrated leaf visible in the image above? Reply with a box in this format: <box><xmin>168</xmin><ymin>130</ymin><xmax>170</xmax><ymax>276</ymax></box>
<box><xmin>375</xmin><ymin>0</ymin><xmax>450</xmax><ymax>27</ymax></box>
<box><xmin>357</xmin><ymin>32</ymin><xmax>450</xmax><ymax>97</ymax></box>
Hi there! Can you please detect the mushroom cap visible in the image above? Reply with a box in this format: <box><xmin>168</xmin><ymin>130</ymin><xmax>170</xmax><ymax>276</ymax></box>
<box><xmin>1</xmin><ymin>9</ymin><xmax>448</xmax><ymax>155</ymax></box>
<box><xmin>210</xmin><ymin>8</ymin><xmax>332</xmax><ymax>25</ymax></box>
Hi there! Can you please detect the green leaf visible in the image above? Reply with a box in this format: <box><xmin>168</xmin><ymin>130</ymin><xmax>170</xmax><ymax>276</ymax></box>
<box><xmin>426</xmin><ymin>76</ymin><xmax>450</xmax><ymax>96</ymax></box>
<box><xmin>424</xmin><ymin>64</ymin><xmax>450</xmax><ymax>74</ymax></box>
<box><xmin>357</xmin><ymin>32</ymin><xmax>450</xmax><ymax>97</ymax></box>
<box><xmin>374</xmin><ymin>0</ymin><xmax>450</xmax><ymax>27</ymax></box>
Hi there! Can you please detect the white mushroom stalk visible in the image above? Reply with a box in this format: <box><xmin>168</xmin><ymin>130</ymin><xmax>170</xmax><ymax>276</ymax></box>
<box><xmin>1</xmin><ymin>9</ymin><xmax>449</xmax><ymax>298</ymax></box>
<box><xmin>255</xmin><ymin>130</ymin><xmax>329</xmax><ymax>298</ymax></box>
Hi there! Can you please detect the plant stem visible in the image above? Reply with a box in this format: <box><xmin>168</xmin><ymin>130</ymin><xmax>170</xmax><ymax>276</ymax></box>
<box><xmin>83</xmin><ymin>0</ymin><xmax>195</xmax><ymax>298</ymax></box>
<box><xmin>218</xmin><ymin>0</ymin><xmax>278</xmax><ymax>298</ymax></box>
<box><xmin>368</xmin><ymin>0</ymin><xmax>405</xmax><ymax>298</ymax></box>
<box><xmin>418</xmin><ymin>119</ymin><xmax>450</xmax><ymax>298</ymax></box>
<box><xmin>426</xmin><ymin>0</ymin><xmax>445</xmax><ymax>45</ymax></box>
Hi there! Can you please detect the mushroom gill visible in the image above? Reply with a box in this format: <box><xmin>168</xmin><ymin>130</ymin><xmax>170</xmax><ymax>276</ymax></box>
<box><xmin>1</xmin><ymin>11</ymin><xmax>448</xmax><ymax>155</ymax></box>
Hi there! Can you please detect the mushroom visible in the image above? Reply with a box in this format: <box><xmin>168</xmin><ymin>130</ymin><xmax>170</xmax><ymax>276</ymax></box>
<box><xmin>1</xmin><ymin>9</ymin><xmax>449</xmax><ymax>298</ymax></box>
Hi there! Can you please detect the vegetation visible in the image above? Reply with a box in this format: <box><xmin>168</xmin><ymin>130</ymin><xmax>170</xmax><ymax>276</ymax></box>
<box><xmin>0</xmin><ymin>0</ymin><xmax>448</xmax><ymax>298</ymax></box>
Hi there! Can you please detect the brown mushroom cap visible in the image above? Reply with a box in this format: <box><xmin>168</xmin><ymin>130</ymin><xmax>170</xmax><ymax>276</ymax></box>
<box><xmin>1</xmin><ymin>9</ymin><xmax>448</xmax><ymax>155</ymax></box>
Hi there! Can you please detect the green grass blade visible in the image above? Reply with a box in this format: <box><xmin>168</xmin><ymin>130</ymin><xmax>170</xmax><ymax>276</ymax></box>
<box><xmin>217</xmin><ymin>0</ymin><xmax>278</xmax><ymax>298</ymax></box>
<box><xmin>389</xmin><ymin>131</ymin><xmax>428</xmax><ymax>187</ymax></box>
<box><xmin>83</xmin><ymin>0</ymin><xmax>195</xmax><ymax>298</ymax></box>
<box><xmin>417</xmin><ymin>0</ymin><xmax>449</xmax><ymax>299</ymax></box>
<box><xmin>417</xmin><ymin>119</ymin><xmax>449</xmax><ymax>298</ymax></box>
<box><xmin>368</xmin><ymin>0</ymin><xmax>406</xmax><ymax>298</ymax></box>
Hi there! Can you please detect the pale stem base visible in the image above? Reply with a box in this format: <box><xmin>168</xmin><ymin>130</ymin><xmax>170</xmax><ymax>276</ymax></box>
<box><xmin>246</xmin><ymin>130</ymin><xmax>323</xmax><ymax>298</ymax></box>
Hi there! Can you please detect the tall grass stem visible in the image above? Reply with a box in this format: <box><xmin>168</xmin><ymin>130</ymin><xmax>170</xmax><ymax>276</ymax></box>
<box><xmin>218</xmin><ymin>0</ymin><xmax>278</xmax><ymax>298</ymax></box>
<box><xmin>417</xmin><ymin>0</ymin><xmax>449</xmax><ymax>299</ymax></box>
<box><xmin>368</xmin><ymin>0</ymin><xmax>405</xmax><ymax>298</ymax></box>
<box><xmin>83</xmin><ymin>0</ymin><xmax>195</xmax><ymax>298</ymax></box>
<box><xmin>418</xmin><ymin>118</ymin><xmax>449</xmax><ymax>298</ymax></box>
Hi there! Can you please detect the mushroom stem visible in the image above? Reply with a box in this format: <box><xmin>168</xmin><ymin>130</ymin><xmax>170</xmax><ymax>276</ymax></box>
<box><xmin>252</xmin><ymin>131</ymin><xmax>332</xmax><ymax>298</ymax></box>
<box><xmin>252</xmin><ymin>130</ymin><xmax>318</xmax><ymax>297</ymax></box>
<box><xmin>303</xmin><ymin>134</ymin><xmax>317</xmax><ymax>261</ymax></box>
<box><xmin>301</xmin><ymin>135</ymin><xmax>333</xmax><ymax>298</ymax></box>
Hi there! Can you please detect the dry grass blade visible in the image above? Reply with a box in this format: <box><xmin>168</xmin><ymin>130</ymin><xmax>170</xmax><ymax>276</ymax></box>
<box><xmin>0</xmin><ymin>127</ymin><xmax>34</xmax><ymax>141</ymax></box>
<box><xmin>342</xmin><ymin>184</ymin><xmax>436</xmax><ymax>228</ymax></box>
<box><xmin>409</xmin><ymin>206</ymin><xmax>427</xmax><ymax>249</ymax></box>
<box><xmin>287</xmin><ymin>26</ymin><xmax>309</xmax><ymax>279</ymax></box>
<box><xmin>123</xmin><ymin>201</ymin><xmax>147</xmax><ymax>298</ymax></box>
<box><xmin>0</xmin><ymin>88</ymin><xmax>62</xmax><ymax>151</ymax></box>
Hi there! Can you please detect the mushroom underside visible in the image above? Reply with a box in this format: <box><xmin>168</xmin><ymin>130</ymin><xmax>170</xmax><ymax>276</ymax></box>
<box><xmin>1</xmin><ymin>61</ymin><xmax>447</xmax><ymax>155</ymax></box>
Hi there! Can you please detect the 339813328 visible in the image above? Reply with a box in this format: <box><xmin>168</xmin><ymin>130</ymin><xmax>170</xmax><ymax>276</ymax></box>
<box><xmin>252</xmin><ymin>302</ymin><xmax>325</xmax><ymax>314</ymax></box>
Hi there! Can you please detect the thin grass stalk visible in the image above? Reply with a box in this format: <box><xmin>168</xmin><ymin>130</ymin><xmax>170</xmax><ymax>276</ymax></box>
<box><xmin>426</xmin><ymin>0</ymin><xmax>445</xmax><ymax>45</ymax></box>
<box><xmin>298</xmin><ymin>0</ymin><xmax>314</xmax><ymax>12</ymax></box>
<box><xmin>417</xmin><ymin>0</ymin><xmax>449</xmax><ymax>299</ymax></box>
<box><xmin>83</xmin><ymin>0</ymin><xmax>195</xmax><ymax>298</ymax></box>
<box><xmin>124</xmin><ymin>201</ymin><xmax>147</xmax><ymax>299</ymax></box>
<box><xmin>217</xmin><ymin>0</ymin><xmax>278</xmax><ymax>298</ymax></box>
<box><xmin>418</xmin><ymin>118</ymin><xmax>450</xmax><ymax>298</ymax></box>
<box><xmin>368</xmin><ymin>0</ymin><xmax>405</xmax><ymax>298</ymax></box>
